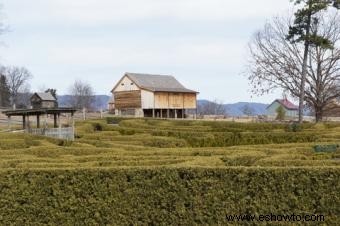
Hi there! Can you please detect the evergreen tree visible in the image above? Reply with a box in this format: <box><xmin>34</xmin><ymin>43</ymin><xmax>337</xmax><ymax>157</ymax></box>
<box><xmin>287</xmin><ymin>0</ymin><xmax>340</xmax><ymax>123</ymax></box>
<box><xmin>45</xmin><ymin>88</ymin><xmax>57</xmax><ymax>99</ymax></box>
<box><xmin>276</xmin><ymin>106</ymin><xmax>286</xmax><ymax>121</ymax></box>
<box><xmin>0</xmin><ymin>75</ymin><xmax>10</xmax><ymax>107</ymax></box>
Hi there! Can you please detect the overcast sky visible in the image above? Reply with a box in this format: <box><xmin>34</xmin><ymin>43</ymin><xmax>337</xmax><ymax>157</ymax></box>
<box><xmin>0</xmin><ymin>0</ymin><xmax>293</xmax><ymax>103</ymax></box>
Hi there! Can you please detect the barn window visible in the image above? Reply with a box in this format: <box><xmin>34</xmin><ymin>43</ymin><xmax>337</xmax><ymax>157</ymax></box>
<box><xmin>121</xmin><ymin>83</ymin><xmax>124</xmax><ymax>86</ymax></box>
<box><xmin>131</xmin><ymin>83</ymin><xmax>134</xmax><ymax>85</ymax></box>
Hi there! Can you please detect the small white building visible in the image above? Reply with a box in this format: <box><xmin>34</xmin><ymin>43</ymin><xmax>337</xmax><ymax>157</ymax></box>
<box><xmin>267</xmin><ymin>99</ymin><xmax>298</xmax><ymax>118</ymax></box>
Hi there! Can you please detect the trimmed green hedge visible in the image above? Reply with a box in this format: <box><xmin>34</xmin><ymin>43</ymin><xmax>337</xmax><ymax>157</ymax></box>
<box><xmin>152</xmin><ymin>130</ymin><xmax>319</xmax><ymax>147</ymax></box>
<box><xmin>0</xmin><ymin>168</ymin><xmax>339</xmax><ymax>225</ymax></box>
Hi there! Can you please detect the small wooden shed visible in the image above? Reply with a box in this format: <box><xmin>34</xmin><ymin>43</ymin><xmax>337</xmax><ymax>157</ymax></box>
<box><xmin>30</xmin><ymin>92</ymin><xmax>58</xmax><ymax>109</ymax></box>
<box><xmin>109</xmin><ymin>73</ymin><xmax>198</xmax><ymax>118</ymax></box>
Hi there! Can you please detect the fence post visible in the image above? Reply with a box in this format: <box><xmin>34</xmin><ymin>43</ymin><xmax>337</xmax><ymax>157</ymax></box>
<box><xmin>58</xmin><ymin>114</ymin><xmax>62</xmax><ymax>139</ymax></box>
<box><xmin>72</xmin><ymin>112</ymin><xmax>75</xmax><ymax>141</ymax></box>
<box><xmin>7</xmin><ymin>116</ymin><xmax>11</xmax><ymax>131</ymax></box>
<box><xmin>83</xmin><ymin>108</ymin><xmax>86</xmax><ymax>120</ymax></box>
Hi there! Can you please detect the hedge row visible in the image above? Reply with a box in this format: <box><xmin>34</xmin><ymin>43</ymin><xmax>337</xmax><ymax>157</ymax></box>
<box><xmin>152</xmin><ymin>130</ymin><xmax>319</xmax><ymax>147</ymax></box>
<box><xmin>0</xmin><ymin>168</ymin><xmax>339</xmax><ymax>225</ymax></box>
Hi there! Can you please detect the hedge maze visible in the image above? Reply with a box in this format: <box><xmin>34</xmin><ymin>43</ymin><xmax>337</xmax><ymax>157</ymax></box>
<box><xmin>0</xmin><ymin>118</ymin><xmax>339</xmax><ymax>225</ymax></box>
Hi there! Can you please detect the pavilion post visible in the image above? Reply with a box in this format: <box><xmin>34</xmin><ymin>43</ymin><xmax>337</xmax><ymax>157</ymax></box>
<box><xmin>167</xmin><ymin>109</ymin><xmax>170</xmax><ymax>118</ymax></box>
<box><xmin>23</xmin><ymin>115</ymin><xmax>26</xmax><ymax>130</ymax></box>
<box><xmin>37</xmin><ymin>115</ymin><xmax>40</xmax><ymax>128</ymax></box>
<box><xmin>152</xmin><ymin>109</ymin><xmax>155</xmax><ymax>118</ymax></box>
<box><xmin>44</xmin><ymin>113</ymin><xmax>48</xmax><ymax>129</ymax></box>
<box><xmin>58</xmin><ymin>114</ymin><xmax>61</xmax><ymax>128</ymax></box>
<box><xmin>27</xmin><ymin>115</ymin><xmax>30</xmax><ymax>129</ymax></box>
<box><xmin>54</xmin><ymin>113</ymin><xmax>57</xmax><ymax>128</ymax></box>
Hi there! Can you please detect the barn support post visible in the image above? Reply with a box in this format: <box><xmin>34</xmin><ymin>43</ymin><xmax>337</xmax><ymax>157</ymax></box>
<box><xmin>167</xmin><ymin>109</ymin><xmax>170</xmax><ymax>118</ymax></box>
<box><xmin>182</xmin><ymin>109</ymin><xmax>184</xmax><ymax>119</ymax></box>
<box><xmin>160</xmin><ymin>109</ymin><xmax>163</xmax><ymax>119</ymax></box>
<box><xmin>37</xmin><ymin>114</ymin><xmax>40</xmax><ymax>128</ymax></box>
<box><xmin>152</xmin><ymin>109</ymin><xmax>155</xmax><ymax>118</ymax></box>
<box><xmin>175</xmin><ymin>110</ymin><xmax>177</xmax><ymax>119</ymax></box>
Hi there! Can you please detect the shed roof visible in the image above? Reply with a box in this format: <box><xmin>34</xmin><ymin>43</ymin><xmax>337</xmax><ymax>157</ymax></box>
<box><xmin>32</xmin><ymin>92</ymin><xmax>57</xmax><ymax>101</ymax></box>
<box><xmin>268</xmin><ymin>99</ymin><xmax>298</xmax><ymax>111</ymax></box>
<box><xmin>113</xmin><ymin>73</ymin><xmax>198</xmax><ymax>93</ymax></box>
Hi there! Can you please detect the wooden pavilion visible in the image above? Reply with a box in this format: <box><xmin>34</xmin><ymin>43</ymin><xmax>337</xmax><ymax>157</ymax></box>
<box><xmin>3</xmin><ymin>108</ymin><xmax>77</xmax><ymax>129</ymax></box>
<box><xmin>2</xmin><ymin>91</ymin><xmax>77</xmax><ymax>140</ymax></box>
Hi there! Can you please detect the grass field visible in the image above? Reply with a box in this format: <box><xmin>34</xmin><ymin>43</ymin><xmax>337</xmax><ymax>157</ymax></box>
<box><xmin>0</xmin><ymin>118</ymin><xmax>339</xmax><ymax>225</ymax></box>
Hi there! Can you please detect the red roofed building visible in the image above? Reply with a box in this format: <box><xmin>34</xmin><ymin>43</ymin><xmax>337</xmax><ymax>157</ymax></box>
<box><xmin>266</xmin><ymin>98</ymin><xmax>298</xmax><ymax>118</ymax></box>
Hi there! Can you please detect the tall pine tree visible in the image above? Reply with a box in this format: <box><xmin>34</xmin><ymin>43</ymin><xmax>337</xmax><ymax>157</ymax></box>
<box><xmin>287</xmin><ymin>0</ymin><xmax>340</xmax><ymax>123</ymax></box>
<box><xmin>0</xmin><ymin>75</ymin><xmax>10</xmax><ymax>107</ymax></box>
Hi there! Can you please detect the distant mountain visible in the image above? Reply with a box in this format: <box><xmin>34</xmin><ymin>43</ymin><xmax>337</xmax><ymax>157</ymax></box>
<box><xmin>198</xmin><ymin>100</ymin><xmax>269</xmax><ymax>116</ymax></box>
<box><xmin>57</xmin><ymin>96</ymin><xmax>269</xmax><ymax>115</ymax></box>
<box><xmin>225</xmin><ymin>102</ymin><xmax>269</xmax><ymax>116</ymax></box>
<box><xmin>57</xmin><ymin>95</ymin><xmax>111</xmax><ymax>110</ymax></box>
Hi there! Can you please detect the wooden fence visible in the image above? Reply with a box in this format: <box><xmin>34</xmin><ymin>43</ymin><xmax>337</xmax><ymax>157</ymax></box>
<box><xmin>27</xmin><ymin>127</ymin><xmax>75</xmax><ymax>141</ymax></box>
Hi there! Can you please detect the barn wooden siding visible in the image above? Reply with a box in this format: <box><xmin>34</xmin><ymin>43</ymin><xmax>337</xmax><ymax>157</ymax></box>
<box><xmin>155</xmin><ymin>92</ymin><xmax>196</xmax><ymax>109</ymax></box>
<box><xmin>114</xmin><ymin>90</ymin><xmax>142</xmax><ymax>108</ymax></box>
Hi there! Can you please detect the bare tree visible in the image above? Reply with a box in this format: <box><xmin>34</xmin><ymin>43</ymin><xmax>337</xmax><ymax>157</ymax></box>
<box><xmin>67</xmin><ymin>80</ymin><xmax>95</xmax><ymax>110</ymax></box>
<box><xmin>246</xmin><ymin>12</ymin><xmax>340</xmax><ymax>122</ymax></box>
<box><xmin>240</xmin><ymin>104</ymin><xmax>256</xmax><ymax>116</ymax></box>
<box><xmin>16</xmin><ymin>84</ymin><xmax>32</xmax><ymax>108</ymax></box>
<box><xmin>198</xmin><ymin>99</ymin><xmax>227</xmax><ymax>116</ymax></box>
<box><xmin>1</xmin><ymin>66</ymin><xmax>33</xmax><ymax>108</ymax></box>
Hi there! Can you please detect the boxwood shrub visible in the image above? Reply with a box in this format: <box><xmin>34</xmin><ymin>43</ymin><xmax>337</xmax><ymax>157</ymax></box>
<box><xmin>0</xmin><ymin>168</ymin><xmax>338</xmax><ymax>225</ymax></box>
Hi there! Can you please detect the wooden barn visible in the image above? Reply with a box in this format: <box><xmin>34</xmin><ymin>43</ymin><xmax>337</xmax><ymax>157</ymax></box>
<box><xmin>109</xmin><ymin>73</ymin><xmax>198</xmax><ymax>118</ymax></box>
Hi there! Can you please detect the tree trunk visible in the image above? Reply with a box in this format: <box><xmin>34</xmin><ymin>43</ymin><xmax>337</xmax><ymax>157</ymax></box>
<box><xmin>315</xmin><ymin>106</ymin><xmax>323</xmax><ymax>123</ymax></box>
<box><xmin>299</xmin><ymin>11</ymin><xmax>312</xmax><ymax>124</ymax></box>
